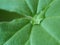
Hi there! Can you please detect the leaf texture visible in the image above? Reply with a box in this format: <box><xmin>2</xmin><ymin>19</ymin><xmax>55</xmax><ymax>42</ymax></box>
<box><xmin>45</xmin><ymin>0</ymin><xmax>60</xmax><ymax>17</ymax></box>
<box><xmin>30</xmin><ymin>25</ymin><xmax>60</xmax><ymax>45</ymax></box>
<box><xmin>0</xmin><ymin>0</ymin><xmax>32</xmax><ymax>16</ymax></box>
<box><xmin>0</xmin><ymin>18</ymin><xmax>29</xmax><ymax>45</ymax></box>
<box><xmin>0</xmin><ymin>0</ymin><xmax>60</xmax><ymax>45</ymax></box>
<box><xmin>37</xmin><ymin>0</ymin><xmax>52</xmax><ymax>14</ymax></box>
<box><xmin>41</xmin><ymin>16</ymin><xmax>60</xmax><ymax>41</ymax></box>
<box><xmin>4</xmin><ymin>23</ymin><xmax>32</xmax><ymax>45</ymax></box>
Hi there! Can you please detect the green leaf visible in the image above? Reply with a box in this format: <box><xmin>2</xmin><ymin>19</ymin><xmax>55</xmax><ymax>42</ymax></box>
<box><xmin>0</xmin><ymin>0</ymin><xmax>32</xmax><ymax>16</ymax></box>
<box><xmin>25</xmin><ymin>39</ymin><xmax>30</xmax><ymax>45</ymax></box>
<box><xmin>30</xmin><ymin>25</ymin><xmax>59</xmax><ymax>45</ymax></box>
<box><xmin>4</xmin><ymin>23</ymin><xmax>32</xmax><ymax>45</ymax></box>
<box><xmin>0</xmin><ymin>9</ymin><xmax>24</xmax><ymax>21</ymax></box>
<box><xmin>41</xmin><ymin>16</ymin><xmax>60</xmax><ymax>41</ymax></box>
<box><xmin>37</xmin><ymin>0</ymin><xmax>52</xmax><ymax>14</ymax></box>
<box><xmin>26</xmin><ymin>0</ymin><xmax>39</xmax><ymax>14</ymax></box>
<box><xmin>0</xmin><ymin>0</ymin><xmax>60</xmax><ymax>45</ymax></box>
<box><xmin>45</xmin><ymin>0</ymin><xmax>60</xmax><ymax>17</ymax></box>
<box><xmin>0</xmin><ymin>18</ymin><xmax>29</xmax><ymax>45</ymax></box>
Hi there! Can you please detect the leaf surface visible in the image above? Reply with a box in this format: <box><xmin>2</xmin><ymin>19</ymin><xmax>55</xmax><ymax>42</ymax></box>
<box><xmin>25</xmin><ymin>39</ymin><xmax>30</xmax><ymax>45</ymax></box>
<box><xmin>4</xmin><ymin>23</ymin><xmax>32</xmax><ymax>45</ymax></box>
<box><xmin>30</xmin><ymin>25</ymin><xmax>60</xmax><ymax>45</ymax></box>
<box><xmin>0</xmin><ymin>9</ymin><xmax>24</xmax><ymax>21</ymax></box>
<box><xmin>26</xmin><ymin>0</ymin><xmax>39</xmax><ymax>14</ymax></box>
<box><xmin>45</xmin><ymin>0</ymin><xmax>60</xmax><ymax>17</ymax></box>
<box><xmin>37</xmin><ymin>0</ymin><xmax>52</xmax><ymax>14</ymax></box>
<box><xmin>0</xmin><ymin>0</ymin><xmax>32</xmax><ymax>16</ymax></box>
<box><xmin>0</xmin><ymin>18</ymin><xmax>29</xmax><ymax>45</ymax></box>
<box><xmin>41</xmin><ymin>16</ymin><xmax>60</xmax><ymax>41</ymax></box>
<box><xmin>0</xmin><ymin>0</ymin><xmax>60</xmax><ymax>45</ymax></box>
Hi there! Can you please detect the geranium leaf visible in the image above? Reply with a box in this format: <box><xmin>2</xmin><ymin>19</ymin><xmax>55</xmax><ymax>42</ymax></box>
<box><xmin>0</xmin><ymin>0</ymin><xmax>32</xmax><ymax>16</ymax></box>
<box><xmin>0</xmin><ymin>18</ymin><xmax>29</xmax><ymax>45</ymax></box>
<box><xmin>37</xmin><ymin>0</ymin><xmax>52</xmax><ymax>14</ymax></box>
<box><xmin>25</xmin><ymin>39</ymin><xmax>30</xmax><ymax>45</ymax></box>
<box><xmin>30</xmin><ymin>25</ymin><xmax>60</xmax><ymax>45</ymax></box>
<box><xmin>45</xmin><ymin>0</ymin><xmax>60</xmax><ymax>17</ymax></box>
<box><xmin>0</xmin><ymin>9</ymin><xmax>24</xmax><ymax>21</ymax></box>
<box><xmin>41</xmin><ymin>16</ymin><xmax>60</xmax><ymax>41</ymax></box>
<box><xmin>4</xmin><ymin>23</ymin><xmax>32</xmax><ymax>45</ymax></box>
<box><xmin>0</xmin><ymin>0</ymin><xmax>60</xmax><ymax>45</ymax></box>
<box><xmin>26</xmin><ymin>0</ymin><xmax>39</xmax><ymax>14</ymax></box>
